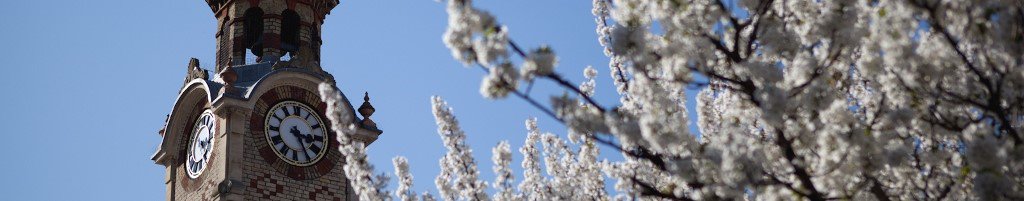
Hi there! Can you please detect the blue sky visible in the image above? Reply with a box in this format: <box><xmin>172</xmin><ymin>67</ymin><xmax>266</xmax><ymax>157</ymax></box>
<box><xmin>0</xmin><ymin>1</ymin><xmax>700</xmax><ymax>200</ymax></box>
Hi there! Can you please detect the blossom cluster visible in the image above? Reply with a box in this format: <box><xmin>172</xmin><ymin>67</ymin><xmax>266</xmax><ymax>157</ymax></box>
<box><xmin>320</xmin><ymin>0</ymin><xmax>1024</xmax><ymax>200</ymax></box>
<box><xmin>319</xmin><ymin>83</ymin><xmax>390</xmax><ymax>201</ymax></box>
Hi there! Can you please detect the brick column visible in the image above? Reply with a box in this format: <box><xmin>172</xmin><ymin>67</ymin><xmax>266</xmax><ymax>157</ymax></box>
<box><xmin>261</xmin><ymin>16</ymin><xmax>282</xmax><ymax>62</ymax></box>
<box><xmin>230</xmin><ymin>22</ymin><xmax>247</xmax><ymax>66</ymax></box>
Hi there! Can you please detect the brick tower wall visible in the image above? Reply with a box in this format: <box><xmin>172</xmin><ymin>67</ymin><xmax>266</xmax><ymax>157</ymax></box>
<box><xmin>214</xmin><ymin>0</ymin><xmax>326</xmax><ymax>72</ymax></box>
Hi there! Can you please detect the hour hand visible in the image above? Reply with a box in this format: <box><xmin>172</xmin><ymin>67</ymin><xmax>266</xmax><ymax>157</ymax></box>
<box><xmin>289</xmin><ymin>126</ymin><xmax>312</xmax><ymax>142</ymax></box>
<box><xmin>298</xmin><ymin>133</ymin><xmax>313</xmax><ymax>143</ymax></box>
<box><xmin>201</xmin><ymin>140</ymin><xmax>211</xmax><ymax>152</ymax></box>
<box><xmin>301</xmin><ymin>133</ymin><xmax>314</xmax><ymax>143</ymax></box>
<box><xmin>289</xmin><ymin>126</ymin><xmax>303</xmax><ymax>138</ymax></box>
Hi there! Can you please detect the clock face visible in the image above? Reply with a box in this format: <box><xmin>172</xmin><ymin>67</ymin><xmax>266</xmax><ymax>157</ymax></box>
<box><xmin>265</xmin><ymin>101</ymin><xmax>328</xmax><ymax>166</ymax></box>
<box><xmin>186</xmin><ymin>110</ymin><xmax>216</xmax><ymax>178</ymax></box>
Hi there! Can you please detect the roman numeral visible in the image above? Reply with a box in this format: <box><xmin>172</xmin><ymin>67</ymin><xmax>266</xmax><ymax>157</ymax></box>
<box><xmin>310</xmin><ymin>124</ymin><xmax>321</xmax><ymax>130</ymax></box>
<box><xmin>272</xmin><ymin>112</ymin><xmax>283</xmax><ymax>122</ymax></box>
<box><xmin>291</xmin><ymin>151</ymin><xmax>299</xmax><ymax>161</ymax></box>
<box><xmin>282</xmin><ymin>107</ymin><xmax>290</xmax><ymax>117</ymax></box>
<box><xmin>312</xmin><ymin>135</ymin><xmax>324</xmax><ymax>142</ymax></box>
<box><xmin>309</xmin><ymin>144</ymin><xmax>321</xmax><ymax>155</ymax></box>
<box><xmin>278</xmin><ymin>145</ymin><xmax>290</xmax><ymax>156</ymax></box>
<box><xmin>270</xmin><ymin>135</ymin><xmax>282</xmax><ymax>144</ymax></box>
<box><xmin>269</xmin><ymin>126</ymin><xmax>279</xmax><ymax>131</ymax></box>
<box><xmin>304</xmin><ymin>149</ymin><xmax>315</xmax><ymax>158</ymax></box>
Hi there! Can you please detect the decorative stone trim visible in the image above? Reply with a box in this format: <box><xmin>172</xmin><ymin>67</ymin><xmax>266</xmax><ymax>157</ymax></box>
<box><xmin>184</xmin><ymin>58</ymin><xmax>209</xmax><ymax>86</ymax></box>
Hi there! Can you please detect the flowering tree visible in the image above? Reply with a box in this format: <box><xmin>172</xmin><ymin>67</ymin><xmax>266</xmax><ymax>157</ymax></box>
<box><xmin>321</xmin><ymin>0</ymin><xmax>1024</xmax><ymax>200</ymax></box>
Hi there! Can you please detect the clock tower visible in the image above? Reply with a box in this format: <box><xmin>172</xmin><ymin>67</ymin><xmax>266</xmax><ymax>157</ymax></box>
<box><xmin>151</xmin><ymin>0</ymin><xmax>383</xmax><ymax>200</ymax></box>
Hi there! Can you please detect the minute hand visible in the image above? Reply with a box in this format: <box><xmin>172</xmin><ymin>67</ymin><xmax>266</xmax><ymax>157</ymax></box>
<box><xmin>290</xmin><ymin>127</ymin><xmax>312</xmax><ymax>160</ymax></box>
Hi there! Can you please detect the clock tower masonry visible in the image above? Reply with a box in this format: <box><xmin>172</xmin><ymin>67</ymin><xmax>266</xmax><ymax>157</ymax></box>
<box><xmin>152</xmin><ymin>0</ymin><xmax>383</xmax><ymax>200</ymax></box>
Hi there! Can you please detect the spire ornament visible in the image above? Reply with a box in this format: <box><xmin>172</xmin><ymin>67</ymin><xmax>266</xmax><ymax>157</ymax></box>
<box><xmin>358</xmin><ymin>92</ymin><xmax>377</xmax><ymax>129</ymax></box>
<box><xmin>184</xmin><ymin>58</ymin><xmax>209</xmax><ymax>85</ymax></box>
<box><xmin>218</xmin><ymin>66</ymin><xmax>238</xmax><ymax>96</ymax></box>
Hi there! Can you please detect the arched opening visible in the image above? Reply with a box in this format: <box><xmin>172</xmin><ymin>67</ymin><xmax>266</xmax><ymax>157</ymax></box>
<box><xmin>217</xmin><ymin>16</ymin><xmax>232</xmax><ymax>68</ymax></box>
<box><xmin>280</xmin><ymin>9</ymin><xmax>301</xmax><ymax>60</ymax></box>
<box><xmin>243</xmin><ymin>8</ymin><xmax>265</xmax><ymax>59</ymax></box>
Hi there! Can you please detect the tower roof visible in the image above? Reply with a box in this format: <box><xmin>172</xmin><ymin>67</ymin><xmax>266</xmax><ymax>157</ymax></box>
<box><xmin>204</xmin><ymin>0</ymin><xmax>340</xmax><ymax>15</ymax></box>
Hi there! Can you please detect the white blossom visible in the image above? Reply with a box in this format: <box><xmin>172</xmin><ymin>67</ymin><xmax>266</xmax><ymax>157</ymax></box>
<box><xmin>473</xmin><ymin>26</ymin><xmax>509</xmax><ymax>67</ymax></box>
<box><xmin>520</xmin><ymin>46</ymin><xmax>558</xmax><ymax>81</ymax></box>
<box><xmin>432</xmin><ymin>96</ymin><xmax>490</xmax><ymax>201</ymax></box>
<box><xmin>442</xmin><ymin>0</ymin><xmax>498</xmax><ymax>66</ymax></box>
<box><xmin>491</xmin><ymin>141</ymin><xmax>514</xmax><ymax>201</ymax></box>
<box><xmin>480</xmin><ymin>62</ymin><xmax>519</xmax><ymax>99</ymax></box>
<box><xmin>393</xmin><ymin>157</ymin><xmax>416</xmax><ymax>201</ymax></box>
<box><xmin>579</xmin><ymin>66</ymin><xmax>598</xmax><ymax>97</ymax></box>
<box><xmin>517</xmin><ymin>118</ymin><xmax>547</xmax><ymax>200</ymax></box>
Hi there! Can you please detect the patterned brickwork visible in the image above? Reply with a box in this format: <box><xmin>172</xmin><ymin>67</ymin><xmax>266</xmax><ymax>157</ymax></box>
<box><xmin>173</xmin><ymin>151</ymin><xmax>223</xmax><ymax>201</ymax></box>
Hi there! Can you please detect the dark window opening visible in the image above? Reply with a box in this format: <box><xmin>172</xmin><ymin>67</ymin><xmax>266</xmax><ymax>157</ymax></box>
<box><xmin>243</xmin><ymin>8</ymin><xmax>265</xmax><ymax>58</ymax></box>
<box><xmin>281</xmin><ymin>10</ymin><xmax>301</xmax><ymax>58</ymax></box>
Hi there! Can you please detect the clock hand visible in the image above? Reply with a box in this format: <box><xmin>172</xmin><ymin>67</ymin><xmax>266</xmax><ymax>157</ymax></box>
<box><xmin>198</xmin><ymin>141</ymin><xmax>205</xmax><ymax>155</ymax></box>
<box><xmin>290</xmin><ymin>126</ymin><xmax>312</xmax><ymax>160</ymax></box>
<box><xmin>290</xmin><ymin>126</ymin><xmax>315</xmax><ymax>143</ymax></box>
<box><xmin>302</xmin><ymin>133</ymin><xmax>314</xmax><ymax>143</ymax></box>
<box><xmin>289</xmin><ymin>126</ymin><xmax>309</xmax><ymax>142</ymax></box>
<box><xmin>197</xmin><ymin>140</ymin><xmax>206</xmax><ymax>155</ymax></box>
<box><xmin>202</xmin><ymin>138</ymin><xmax>211</xmax><ymax>153</ymax></box>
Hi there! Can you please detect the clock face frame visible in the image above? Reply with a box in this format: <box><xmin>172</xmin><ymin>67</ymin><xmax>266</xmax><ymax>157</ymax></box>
<box><xmin>186</xmin><ymin>110</ymin><xmax>216</xmax><ymax>178</ymax></box>
<box><xmin>264</xmin><ymin>100</ymin><xmax>329</xmax><ymax>166</ymax></box>
<box><xmin>250</xmin><ymin>85</ymin><xmax>340</xmax><ymax>180</ymax></box>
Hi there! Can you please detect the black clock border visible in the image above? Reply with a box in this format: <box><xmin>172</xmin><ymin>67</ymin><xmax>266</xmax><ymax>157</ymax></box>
<box><xmin>262</xmin><ymin>100</ymin><xmax>330</xmax><ymax>167</ymax></box>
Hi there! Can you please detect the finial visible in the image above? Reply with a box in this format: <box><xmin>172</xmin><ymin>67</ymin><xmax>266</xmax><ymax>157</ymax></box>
<box><xmin>219</xmin><ymin>67</ymin><xmax>238</xmax><ymax>96</ymax></box>
<box><xmin>220</xmin><ymin>67</ymin><xmax>237</xmax><ymax>84</ymax></box>
<box><xmin>358</xmin><ymin>92</ymin><xmax>375</xmax><ymax>119</ymax></box>
<box><xmin>184</xmin><ymin>58</ymin><xmax>209</xmax><ymax>85</ymax></box>
<box><xmin>188</xmin><ymin>58</ymin><xmax>200</xmax><ymax>69</ymax></box>
<box><xmin>358</xmin><ymin>92</ymin><xmax>377</xmax><ymax>129</ymax></box>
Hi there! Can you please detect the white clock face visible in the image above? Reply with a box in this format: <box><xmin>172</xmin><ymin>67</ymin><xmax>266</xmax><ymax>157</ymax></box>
<box><xmin>186</xmin><ymin>110</ymin><xmax>216</xmax><ymax>178</ymax></box>
<box><xmin>265</xmin><ymin>101</ymin><xmax>328</xmax><ymax>166</ymax></box>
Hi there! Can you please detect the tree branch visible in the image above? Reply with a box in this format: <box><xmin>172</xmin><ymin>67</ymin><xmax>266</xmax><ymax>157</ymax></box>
<box><xmin>545</xmin><ymin>74</ymin><xmax>608</xmax><ymax>112</ymax></box>
<box><xmin>773</xmin><ymin>129</ymin><xmax>826</xmax><ymax>201</ymax></box>
<box><xmin>866</xmin><ymin>176</ymin><xmax>893</xmax><ymax>201</ymax></box>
